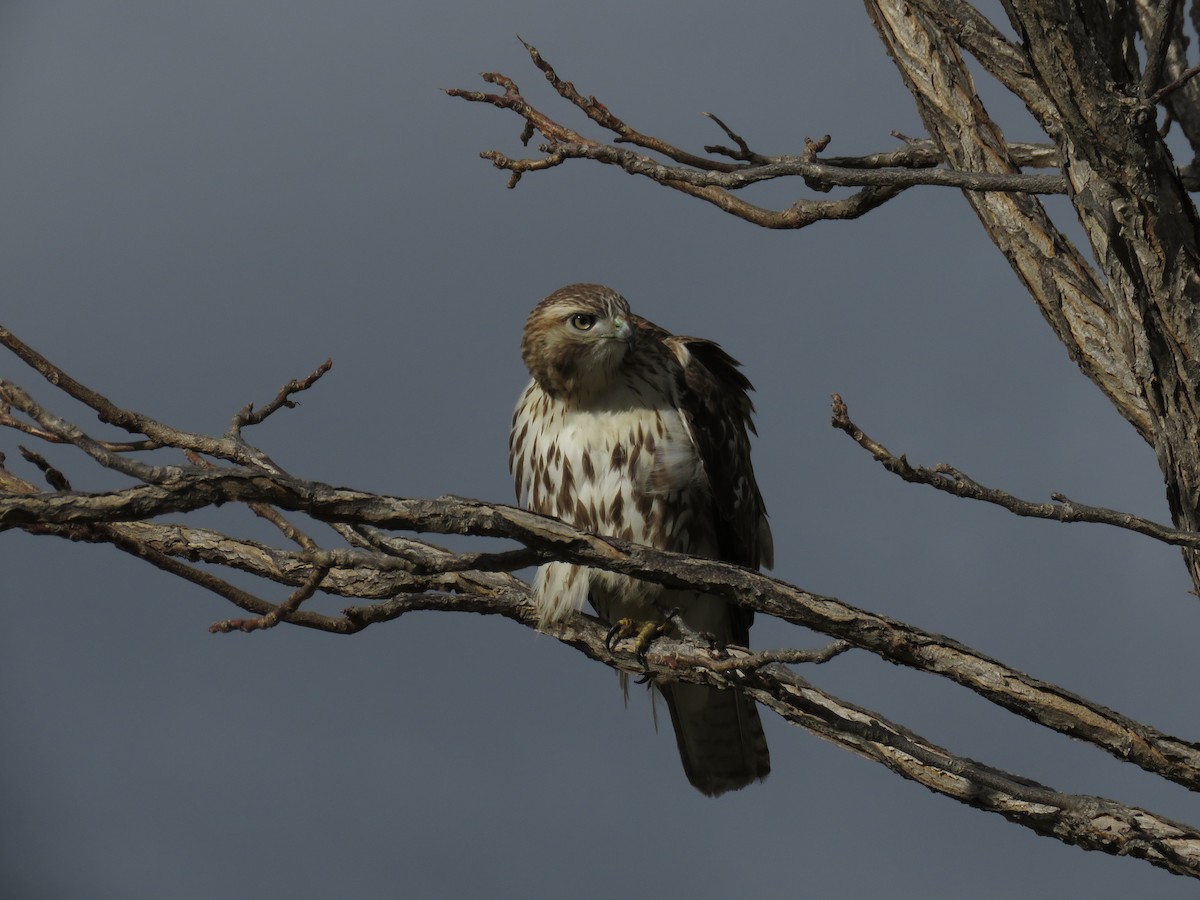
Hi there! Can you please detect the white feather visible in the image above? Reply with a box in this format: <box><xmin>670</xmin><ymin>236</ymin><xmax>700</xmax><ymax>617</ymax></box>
<box><xmin>511</xmin><ymin>372</ymin><xmax>717</xmax><ymax>628</ymax></box>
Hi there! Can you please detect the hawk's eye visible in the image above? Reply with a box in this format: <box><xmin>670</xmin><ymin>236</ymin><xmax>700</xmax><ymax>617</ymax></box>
<box><xmin>570</xmin><ymin>313</ymin><xmax>597</xmax><ymax>331</ymax></box>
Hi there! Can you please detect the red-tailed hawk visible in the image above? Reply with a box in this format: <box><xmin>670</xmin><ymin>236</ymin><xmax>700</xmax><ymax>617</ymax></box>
<box><xmin>510</xmin><ymin>283</ymin><xmax>772</xmax><ymax>796</ymax></box>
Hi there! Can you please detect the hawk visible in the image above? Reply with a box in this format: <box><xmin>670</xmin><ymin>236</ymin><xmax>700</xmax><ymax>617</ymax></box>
<box><xmin>510</xmin><ymin>283</ymin><xmax>772</xmax><ymax>796</ymax></box>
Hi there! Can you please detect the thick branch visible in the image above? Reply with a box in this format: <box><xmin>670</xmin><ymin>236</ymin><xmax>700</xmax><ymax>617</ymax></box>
<box><xmin>1003</xmin><ymin>0</ymin><xmax>1200</xmax><ymax>592</ymax></box>
<box><xmin>906</xmin><ymin>0</ymin><xmax>1056</xmax><ymax>123</ymax></box>
<box><xmin>550</xmin><ymin>615</ymin><xmax>1200</xmax><ymax>877</ymax></box>
<box><xmin>7</xmin><ymin>465</ymin><xmax>1200</xmax><ymax>795</ymax></box>
<box><xmin>740</xmin><ymin>667</ymin><xmax>1200</xmax><ymax>877</ymax></box>
<box><xmin>821</xmin><ymin>138</ymin><xmax>1060</xmax><ymax>171</ymax></box>
<box><xmin>18</xmin><ymin>505</ymin><xmax>1200</xmax><ymax>877</ymax></box>
<box><xmin>866</xmin><ymin>0</ymin><xmax>1151</xmax><ymax>439</ymax></box>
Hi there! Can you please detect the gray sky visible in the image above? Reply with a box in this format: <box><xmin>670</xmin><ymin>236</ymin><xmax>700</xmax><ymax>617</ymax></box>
<box><xmin>3</xmin><ymin>3</ymin><xmax>1198</xmax><ymax>898</ymax></box>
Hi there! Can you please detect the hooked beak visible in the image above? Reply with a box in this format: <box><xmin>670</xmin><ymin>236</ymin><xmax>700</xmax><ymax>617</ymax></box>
<box><xmin>613</xmin><ymin>315</ymin><xmax>635</xmax><ymax>350</ymax></box>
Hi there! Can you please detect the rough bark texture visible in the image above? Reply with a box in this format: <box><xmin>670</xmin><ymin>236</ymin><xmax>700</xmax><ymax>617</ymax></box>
<box><xmin>1000</xmin><ymin>1</ymin><xmax>1200</xmax><ymax>590</ymax></box>
<box><xmin>868</xmin><ymin>1</ymin><xmax>1149</xmax><ymax>436</ymax></box>
<box><xmin>6</xmin><ymin>425</ymin><xmax>1200</xmax><ymax>877</ymax></box>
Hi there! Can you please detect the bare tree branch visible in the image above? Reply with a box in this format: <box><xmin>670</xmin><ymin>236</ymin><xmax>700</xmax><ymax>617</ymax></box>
<box><xmin>740</xmin><ymin>666</ymin><xmax>1200</xmax><ymax>878</ymax></box>
<box><xmin>9</xmin><ymin>452</ymin><xmax>1200</xmax><ymax>876</ymax></box>
<box><xmin>5</xmin><ymin>349</ymin><xmax>1200</xmax><ymax>803</ymax></box>
<box><xmin>820</xmin><ymin>137</ymin><xmax>1060</xmax><ymax>171</ymax></box>
<box><xmin>1150</xmin><ymin>62</ymin><xmax>1200</xmax><ymax>105</ymax></box>
<box><xmin>1133</xmin><ymin>0</ymin><xmax>1200</xmax><ymax>187</ymax></box>
<box><xmin>831</xmin><ymin>393</ymin><xmax>1200</xmax><ymax>550</ymax></box>
<box><xmin>500</xmin><ymin>139</ymin><xmax>1068</xmax><ymax>194</ymax></box>
<box><xmin>1138</xmin><ymin>0</ymin><xmax>1182</xmax><ymax>99</ymax></box>
<box><xmin>549</xmin><ymin>612</ymin><xmax>1200</xmax><ymax>877</ymax></box>
<box><xmin>446</xmin><ymin>41</ymin><xmax>1068</xmax><ymax>230</ymax></box>
<box><xmin>0</xmin><ymin>324</ymin><xmax>291</xmax><ymax>473</ymax></box>
<box><xmin>866</xmin><ymin>1</ymin><xmax>1151</xmax><ymax>440</ymax></box>
<box><xmin>229</xmin><ymin>358</ymin><xmax>333</xmax><ymax>433</ymax></box>
<box><xmin>1001</xmin><ymin>0</ymin><xmax>1200</xmax><ymax>596</ymax></box>
<box><xmin>906</xmin><ymin>0</ymin><xmax>1056</xmax><ymax>122</ymax></box>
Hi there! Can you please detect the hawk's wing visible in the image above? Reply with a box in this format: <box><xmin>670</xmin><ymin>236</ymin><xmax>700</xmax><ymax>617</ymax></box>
<box><xmin>627</xmin><ymin>315</ymin><xmax>773</xmax><ymax>644</ymax></box>
<box><xmin>669</xmin><ymin>334</ymin><xmax>773</xmax><ymax>575</ymax></box>
<box><xmin>649</xmin><ymin>322</ymin><xmax>775</xmax><ymax>792</ymax></box>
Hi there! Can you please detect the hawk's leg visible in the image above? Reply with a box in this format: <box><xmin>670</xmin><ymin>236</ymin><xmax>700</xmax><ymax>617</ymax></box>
<box><xmin>605</xmin><ymin>608</ymin><xmax>680</xmax><ymax>669</ymax></box>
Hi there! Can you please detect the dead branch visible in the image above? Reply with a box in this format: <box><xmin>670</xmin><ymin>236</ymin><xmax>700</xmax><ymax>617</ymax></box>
<box><xmin>7</xmin><ymin>325</ymin><xmax>1200</xmax><ymax>875</ymax></box>
<box><xmin>230</xmin><ymin>358</ymin><xmax>333</xmax><ymax>433</ymax></box>
<box><xmin>0</xmin><ymin>323</ymin><xmax>291</xmax><ymax>472</ymax></box>
<box><xmin>508</xmin><ymin>139</ymin><xmax>1068</xmax><ymax>194</ymax></box>
<box><xmin>741</xmin><ymin>666</ymin><xmax>1200</xmax><ymax>878</ymax></box>
<box><xmin>831</xmin><ymin>393</ymin><xmax>1200</xmax><ymax>550</ymax></box>
<box><xmin>11</xmin><ymin>461</ymin><xmax>1200</xmax><ymax>792</ymax></box>
<box><xmin>553</xmin><ymin>613</ymin><xmax>1200</xmax><ymax>878</ymax></box>
<box><xmin>5</xmin><ymin>341</ymin><xmax>1200</xmax><ymax>800</ymax></box>
<box><xmin>445</xmin><ymin>40</ymin><xmax>1067</xmax><ymax>230</ymax></box>
<box><xmin>866</xmin><ymin>2</ymin><xmax>1152</xmax><ymax>441</ymax></box>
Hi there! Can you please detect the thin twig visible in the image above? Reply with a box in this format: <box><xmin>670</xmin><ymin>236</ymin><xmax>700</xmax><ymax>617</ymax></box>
<box><xmin>1140</xmin><ymin>0</ymin><xmax>1182</xmax><ymax>100</ymax></box>
<box><xmin>18</xmin><ymin>446</ymin><xmax>71</xmax><ymax>491</ymax></box>
<box><xmin>1150</xmin><ymin>63</ymin><xmax>1200</xmax><ymax>104</ymax></box>
<box><xmin>702</xmin><ymin>111</ymin><xmax>769</xmax><ymax>163</ymax></box>
<box><xmin>0</xmin><ymin>381</ymin><xmax>177</xmax><ymax>484</ymax></box>
<box><xmin>209</xmin><ymin>566</ymin><xmax>330</xmax><ymax>632</ymax></box>
<box><xmin>230</xmin><ymin>358</ymin><xmax>333</xmax><ymax>434</ymax></box>
<box><xmin>0</xmin><ymin>324</ymin><xmax>285</xmax><ymax>471</ymax></box>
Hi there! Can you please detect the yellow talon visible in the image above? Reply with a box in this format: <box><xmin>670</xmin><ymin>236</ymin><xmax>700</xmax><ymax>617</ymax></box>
<box><xmin>634</xmin><ymin>619</ymin><xmax>672</xmax><ymax>662</ymax></box>
<box><xmin>605</xmin><ymin>617</ymin><xmax>637</xmax><ymax>650</ymax></box>
<box><xmin>604</xmin><ymin>615</ymin><xmax>675</xmax><ymax>669</ymax></box>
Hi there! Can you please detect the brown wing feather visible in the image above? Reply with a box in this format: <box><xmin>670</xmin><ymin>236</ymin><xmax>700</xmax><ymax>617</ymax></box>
<box><xmin>627</xmin><ymin>323</ymin><xmax>771</xmax><ymax>647</ymax></box>
<box><xmin>668</xmin><ymin>336</ymin><xmax>772</xmax><ymax>568</ymax></box>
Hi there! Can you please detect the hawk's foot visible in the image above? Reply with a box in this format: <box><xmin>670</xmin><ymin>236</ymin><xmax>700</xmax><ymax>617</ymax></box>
<box><xmin>605</xmin><ymin>610</ymin><xmax>679</xmax><ymax>670</ymax></box>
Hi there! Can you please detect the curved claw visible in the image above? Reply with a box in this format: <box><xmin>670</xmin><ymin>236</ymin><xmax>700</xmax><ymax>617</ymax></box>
<box><xmin>605</xmin><ymin>617</ymin><xmax>636</xmax><ymax>651</ymax></box>
<box><xmin>605</xmin><ymin>614</ymin><xmax>675</xmax><ymax>671</ymax></box>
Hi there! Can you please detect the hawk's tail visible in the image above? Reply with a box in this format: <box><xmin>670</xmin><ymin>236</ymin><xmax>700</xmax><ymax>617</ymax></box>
<box><xmin>660</xmin><ymin>681</ymin><xmax>770</xmax><ymax>797</ymax></box>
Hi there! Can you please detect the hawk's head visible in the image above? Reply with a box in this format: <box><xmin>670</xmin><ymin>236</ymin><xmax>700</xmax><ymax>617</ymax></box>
<box><xmin>521</xmin><ymin>284</ymin><xmax>635</xmax><ymax>399</ymax></box>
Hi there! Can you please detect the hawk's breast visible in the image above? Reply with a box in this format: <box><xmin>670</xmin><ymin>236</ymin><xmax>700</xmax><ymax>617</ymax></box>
<box><xmin>510</xmin><ymin>373</ymin><xmax>715</xmax><ymax>624</ymax></box>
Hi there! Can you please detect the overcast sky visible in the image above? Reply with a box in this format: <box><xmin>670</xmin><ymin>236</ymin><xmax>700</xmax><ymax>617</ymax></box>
<box><xmin>3</xmin><ymin>3</ymin><xmax>1199</xmax><ymax>898</ymax></box>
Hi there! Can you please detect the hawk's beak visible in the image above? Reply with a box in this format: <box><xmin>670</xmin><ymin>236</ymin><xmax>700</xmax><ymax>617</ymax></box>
<box><xmin>613</xmin><ymin>316</ymin><xmax>635</xmax><ymax>349</ymax></box>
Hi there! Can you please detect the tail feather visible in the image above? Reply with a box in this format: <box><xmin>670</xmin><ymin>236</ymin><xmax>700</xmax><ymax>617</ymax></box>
<box><xmin>660</xmin><ymin>681</ymin><xmax>770</xmax><ymax>797</ymax></box>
